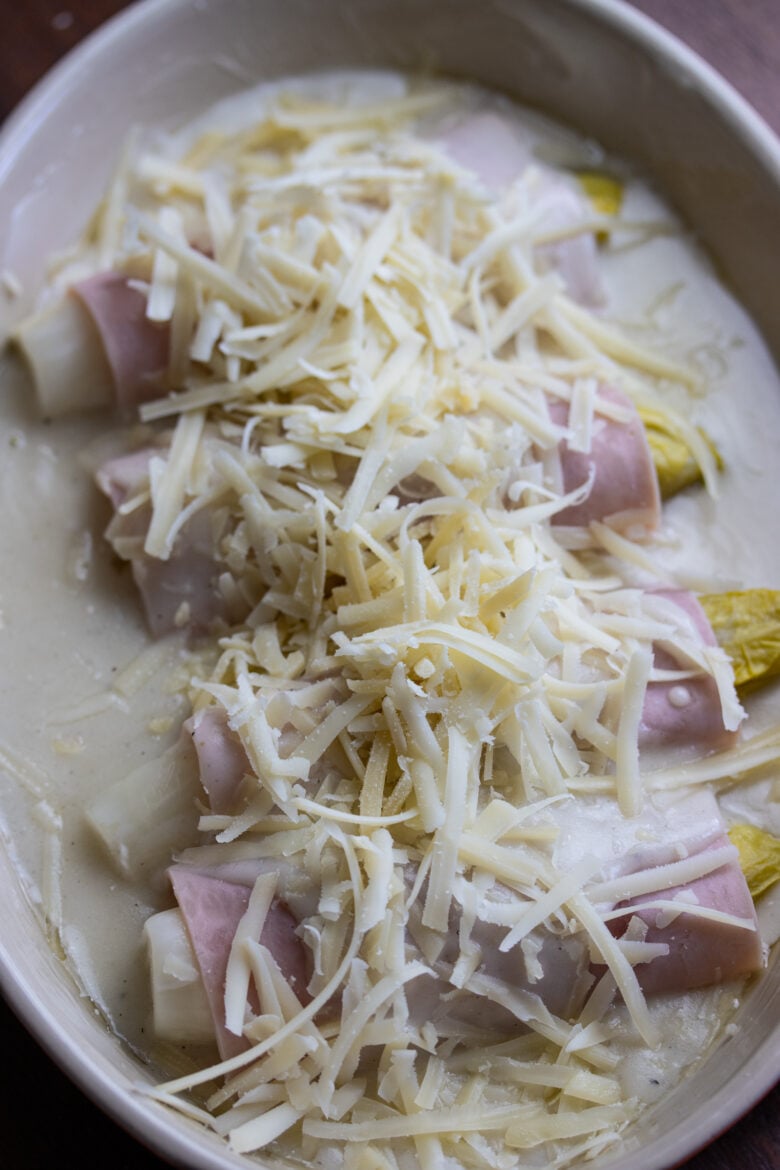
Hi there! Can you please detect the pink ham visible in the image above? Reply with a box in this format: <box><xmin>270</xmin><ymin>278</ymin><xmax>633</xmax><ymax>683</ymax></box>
<box><xmin>437</xmin><ymin>110</ymin><xmax>530</xmax><ymax>191</ymax></box>
<box><xmin>609</xmin><ymin>835</ymin><xmax>763</xmax><ymax>995</ymax></box>
<box><xmin>185</xmin><ymin>707</ymin><xmax>250</xmax><ymax>814</ymax></box>
<box><xmin>72</xmin><ymin>272</ymin><xmax>169</xmax><ymax>409</ymax></box>
<box><xmin>424</xmin><ymin>923</ymin><xmax>592</xmax><ymax>1035</ymax></box>
<box><xmin>437</xmin><ymin>114</ymin><xmax>602</xmax><ymax>305</ymax></box>
<box><xmin>184</xmin><ymin>690</ymin><xmax>352</xmax><ymax>821</ymax></box>
<box><xmin>533</xmin><ymin>173</ymin><xmax>604</xmax><ymax>307</ymax></box>
<box><xmin>95</xmin><ymin>448</ymin><xmax>155</xmax><ymax>511</ymax></box>
<box><xmin>473</xmin><ymin>923</ymin><xmax>592</xmax><ymax>1021</ymax></box>
<box><xmin>131</xmin><ymin>510</ymin><xmax>228</xmax><ymax>637</ymax></box>
<box><xmin>640</xmin><ymin>672</ymin><xmax>734</xmax><ymax>753</ymax></box>
<box><xmin>405</xmin><ymin>874</ymin><xmax>592</xmax><ymax>1034</ymax></box>
<box><xmin>594</xmin><ymin>794</ymin><xmax>763</xmax><ymax>995</ymax></box>
<box><xmin>169</xmin><ymin>866</ymin><xmax>310</xmax><ymax>1059</ymax></box>
<box><xmin>639</xmin><ymin>590</ymin><xmax>737</xmax><ymax>754</ymax></box>
<box><xmin>549</xmin><ymin>385</ymin><xmax>661</xmax><ymax>534</ymax></box>
<box><xmin>96</xmin><ymin>449</ymin><xmax>231</xmax><ymax>638</ymax></box>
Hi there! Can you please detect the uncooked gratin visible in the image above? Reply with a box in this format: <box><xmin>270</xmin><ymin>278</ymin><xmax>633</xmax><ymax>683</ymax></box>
<box><xmin>3</xmin><ymin>69</ymin><xmax>780</xmax><ymax>1169</ymax></box>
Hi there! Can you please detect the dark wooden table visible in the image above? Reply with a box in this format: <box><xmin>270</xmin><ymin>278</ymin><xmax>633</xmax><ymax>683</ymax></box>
<box><xmin>0</xmin><ymin>2</ymin><xmax>777</xmax><ymax>1168</ymax></box>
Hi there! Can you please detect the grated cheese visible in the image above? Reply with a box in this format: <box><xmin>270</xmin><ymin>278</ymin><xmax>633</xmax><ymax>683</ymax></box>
<box><xmin>28</xmin><ymin>70</ymin><xmax>776</xmax><ymax>1170</ymax></box>
<box><xmin>614</xmin><ymin>646</ymin><xmax>652</xmax><ymax>817</ymax></box>
<box><xmin>224</xmin><ymin>871</ymin><xmax>278</xmax><ymax>1036</ymax></box>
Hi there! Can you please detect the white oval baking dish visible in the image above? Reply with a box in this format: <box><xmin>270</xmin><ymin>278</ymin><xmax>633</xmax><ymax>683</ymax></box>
<box><xmin>0</xmin><ymin>3</ymin><xmax>777</xmax><ymax>1168</ymax></box>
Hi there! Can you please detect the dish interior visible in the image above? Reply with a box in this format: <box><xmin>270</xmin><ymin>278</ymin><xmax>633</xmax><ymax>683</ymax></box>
<box><xmin>0</xmin><ymin>3</ymin><xmax>779</xmax><ymax>1169</ymax></box>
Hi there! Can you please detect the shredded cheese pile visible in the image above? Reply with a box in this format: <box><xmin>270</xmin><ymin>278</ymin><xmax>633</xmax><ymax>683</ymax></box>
<box><xmin>72</xmin><ymin>77</ymin><xmax>757</xmax><ymax>1167</ymax></box>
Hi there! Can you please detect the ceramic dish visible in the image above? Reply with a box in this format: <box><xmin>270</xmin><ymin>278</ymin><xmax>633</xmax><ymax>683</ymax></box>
<box><xmin>0</xmin><ymin>2</ymin><xmax>778</xmax><ymax>1168</ymax></box>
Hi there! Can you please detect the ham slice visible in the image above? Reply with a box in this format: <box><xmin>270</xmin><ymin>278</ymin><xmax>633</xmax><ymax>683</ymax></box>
<box><xmin>131</xmin><ymin>511</ymin><xmax>228</xmax><ymax>637</ymax></box>
<box><xmin>640</xmin><ymin>590</ymin><xmax>737</xmax><ymax>754</ymax></box>
<box><xmin>437</xmin><ymin>112</ymin><xmax>602</xmax><ymax>304</ymax></box>
<box><xmin>546</xmin><ymin>791</ymin><xmax>762</xmax><ymax>1002</ymax></box>
<box><xmin>589</xmin><ymin>792</ymin><xmax>763</xmax><ymax>995</ymax></box>
<box><xmin>95</xmin><ymin>448</ymin><xmax>155</xmax><ymax>512</ymax></box>
<box><xmin>533</xmin><ymin>173</ymin><xmax>604</xmax><ymax>307</ymax></box>
<box><xmin>96</xmin><ymin>448</ymin><xmax>230</xmax><ymax>637</ymax></box>
<box><xmin>169</xmin><ymin>866</ymin><xmax>310</xmax><ymax>1059</ymax></box>
<box><xmin>472</xmin><ymin>922</ymin><xmax>592</xmax><ymax>1020</ymax></box>
<box><xmin>549</xmin><ymin>385</ymin><xmax>661</xmax><ymax>534</ymax></box>
<box><xmin>610</xmin><ymin>835</ymin><xmax>763</xmax><ymax>995</ymax></box>
<box><xmin>405</xmin><ymin>873</ymin><xmax>592</xmax><ymax>1035</ymax></box>
<box><xmin>184</xmin><ymin>689</ymin><xmax>351</xmax><ymax>820</ymax></box>
<box><xmin>185</xmin><ymin>706</ymin><xmax>251</xmax><ymax>814</ymax></box>
<box><xmin>72</xmin><ymin>272</ymin><xmax>169</xmax><ymax>409</ymax></box>
<box><xmin>437</xmin><ymin>110</ymin><xmax>530</xmax><ymax>191</ymax></box>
